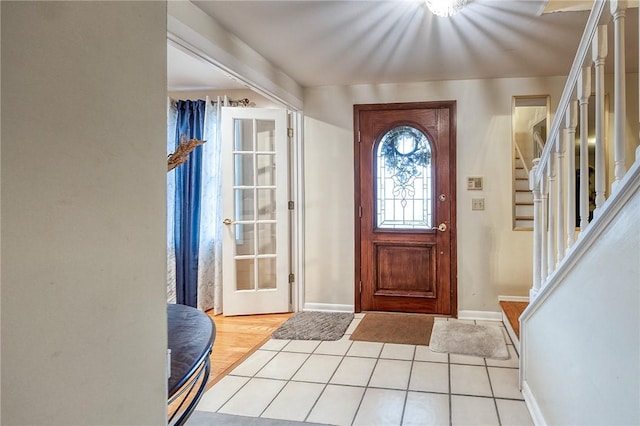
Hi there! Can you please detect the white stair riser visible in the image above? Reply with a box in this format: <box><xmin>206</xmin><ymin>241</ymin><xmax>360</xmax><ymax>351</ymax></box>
<box><xmin>515</xmin><ymin>179</ymin><xmax>530</xmax><ymax>191</ymax></box>
<box><xmin>515</xmin><ymin>168</ymin><xmax>528</xmax><ymax>180</ymax></box>
<box><xmin>516</xmin><ymin>204</ymin><xmax>534</xmax><ymax>216</ymax></box>
<box><xmin>515</xmin><ymin>219</ymin><xmax>534</xmax><ymax>228</ymax></box>
<box><xmin>516</xmin><ymin>191</ymin><xmax>533</xmax><ymax>204</ymax></box>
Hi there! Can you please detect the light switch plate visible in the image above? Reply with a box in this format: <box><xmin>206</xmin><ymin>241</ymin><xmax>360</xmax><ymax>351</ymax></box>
<box><xmin>472</xmin><ymin>198</ymin><xmax>485</xmax><ymax>211</ymax></box>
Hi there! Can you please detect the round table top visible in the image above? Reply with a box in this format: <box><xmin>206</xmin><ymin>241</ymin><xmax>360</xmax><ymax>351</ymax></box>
<box><xmin>167</xmin><ymin>303</ymin><xmax>215</xmax><ymax>397</ymax></box>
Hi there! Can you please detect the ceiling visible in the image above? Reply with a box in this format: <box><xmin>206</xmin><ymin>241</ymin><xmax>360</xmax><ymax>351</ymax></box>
<box><xmin>168</xmin><ymin>0</ymin><xmax>638</xmax><ymax>90</ymax></box>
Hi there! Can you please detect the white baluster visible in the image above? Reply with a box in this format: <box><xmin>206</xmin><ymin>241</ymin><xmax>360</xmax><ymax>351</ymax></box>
<box><xmin>592</xmin><ymin>25</ymin><xmax>608</xmax><ymax>217</ymax></box>
<box><xmin>566</xmin><ymin>100</ymin><xmax>578</xmax><ymax>249</ymax></box>
<box><xmin>547</xmin><ymin>147</ymin><xmax>556</xmax><ymax>274</ymax></box>
<box><xmin>540</xmin><ymin>164</ymin><xmax>548</xmax><ymax>284</ymax></box>
<box><xmin>578</xmin><ymin>66</ymin><xmax>591</xmax><ymax>231</ymax></box>
<box><xmin>557</xmin><ymin>126</ymin><xmax>566</xmax><ymax>264</ymax></box>
<box><xmin>530</xmin><ymin>159</ymin><xmax>542</xmax><ymax>301</ymax></box>
<box><xmin>611</xmin><ymin>1</ymin><xmax>628</xmax><ymax>190</ymax></box>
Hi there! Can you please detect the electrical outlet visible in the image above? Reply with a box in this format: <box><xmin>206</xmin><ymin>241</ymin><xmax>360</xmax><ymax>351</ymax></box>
<box><xmin>472</xmin><ymin>198</ymin><xmax>485</xmax><ymax>211</ymax></box>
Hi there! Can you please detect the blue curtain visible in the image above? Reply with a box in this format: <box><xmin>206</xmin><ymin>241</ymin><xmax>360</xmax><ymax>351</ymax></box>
<box><xmin>174</xmin><ymin>100</ymin><xmax>206</xmax><ymax>307</ymax></box>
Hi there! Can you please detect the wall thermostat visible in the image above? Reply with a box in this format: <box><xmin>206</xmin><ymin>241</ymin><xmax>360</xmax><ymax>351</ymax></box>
<box><xmin>467</xmin><ymin>176</ymin><xmax>483</xmax><ymax>190</ymax></box>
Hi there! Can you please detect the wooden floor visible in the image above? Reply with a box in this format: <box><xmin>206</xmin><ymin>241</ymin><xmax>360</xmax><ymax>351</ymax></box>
<box><xmin>204</xmin><ymin>311</ymin><xmax>292</xmax><ymax>391</ymax></box>
<box><xmin>499</xmin><ymin>301</ymin><xmax>528</xmax><ymax>339</ymax></box>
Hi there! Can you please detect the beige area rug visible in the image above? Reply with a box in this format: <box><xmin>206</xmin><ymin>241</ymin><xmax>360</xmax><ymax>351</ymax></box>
<box><xmin>349</xmin><ymin>312</ymin><xmax>434</xmax><ymax>345</ymax></box>
<box><xmin>429</xmin><ymin>321</ymin><xmax>509</xmax><ymax>360</ymax></box>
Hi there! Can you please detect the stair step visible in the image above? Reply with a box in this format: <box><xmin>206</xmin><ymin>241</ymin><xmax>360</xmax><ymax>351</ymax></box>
<box><xmin>516</xmin><ymin>216</ymin><xmax>534</xmax><ymax>221</ymax></box>
<box><xmin>517</xmin><ymin>202</ymin><xmax>534</xmax><ymax>206</ymax></box>
<box><xmin>500</xmin><ymin>300</ymin><xmax>529</xmax><ymax>354</ymax></box>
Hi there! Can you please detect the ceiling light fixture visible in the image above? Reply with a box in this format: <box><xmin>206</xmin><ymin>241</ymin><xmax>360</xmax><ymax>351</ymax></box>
<box><xmin>425</xmin><ymin>0</ymin><xmax>468</xmax><ymax>17</ymax></box>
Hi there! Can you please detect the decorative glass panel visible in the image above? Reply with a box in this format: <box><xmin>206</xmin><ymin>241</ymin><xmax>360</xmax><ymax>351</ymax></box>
<box><xmin>376</xmin><ymin>126</ymin><xmax>433</xmax><ymax>229</ymax></box>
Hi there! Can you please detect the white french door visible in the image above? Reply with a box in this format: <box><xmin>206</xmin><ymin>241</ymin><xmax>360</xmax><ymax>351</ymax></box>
<box><xmin>221</xmin><ymin>107</ymin><xmax>290</xmax><ymax>316</ymax></box>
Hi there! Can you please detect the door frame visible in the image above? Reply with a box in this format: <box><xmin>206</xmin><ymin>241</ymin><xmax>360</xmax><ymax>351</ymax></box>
<box><xmin>353</xmin><ymin>101</ymin><xmax>458</xmax><ymax>316</ymax></box>
<box><xmin>166</xmin><ymin>37</ymin><xmax>305</xmax><ymax>313</ymax></box>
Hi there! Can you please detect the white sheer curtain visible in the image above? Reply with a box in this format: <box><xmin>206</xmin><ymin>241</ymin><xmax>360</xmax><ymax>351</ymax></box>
<box><xmin>167</xmin><ymin>97</ymin><xmax>178</xmax><ymax>304</ymax></box>
<box><xmin>197</xmin><ymin>96</ymin><xmax>224</xmax><ymax>313</ymax></box>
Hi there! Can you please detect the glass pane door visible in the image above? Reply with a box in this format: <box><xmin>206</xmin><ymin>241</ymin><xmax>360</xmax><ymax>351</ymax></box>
<box><xmin>221</xmin><ymin>108</ymin><xmax>289</xmax><ymax>316</ymax></box>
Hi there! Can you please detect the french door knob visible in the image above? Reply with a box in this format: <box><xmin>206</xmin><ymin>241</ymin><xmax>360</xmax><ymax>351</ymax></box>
<box><xmin>223</xmin><ymin>218</ymin><xmax>233</xmax><ymax>225</ymax></box>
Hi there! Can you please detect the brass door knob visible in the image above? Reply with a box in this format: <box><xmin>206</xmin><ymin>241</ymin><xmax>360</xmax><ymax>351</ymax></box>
<box><xmin>432</xmin><ymin>223</ymin><xmax>447</xmax><ymax>232</ymax></box>
<box><xmin>223</xmin><ymin>218</ymin><xmax>233</xmax><ymax>225</ymax></box>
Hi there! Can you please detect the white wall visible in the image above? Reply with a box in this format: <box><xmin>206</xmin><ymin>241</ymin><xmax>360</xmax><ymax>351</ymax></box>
<box><xmin>522</xmin><ymin>165</ymin><xmax>640</xmax><ymax>425</ymax></box>
<box><xmin>168</xmin><ymin>1</ymin><xmax>303</xmax><ymax>110</ymax></box>
<box><xmin>303</xmin><ymin>76</ymin><xmax>568</xmax><ymax>312</ymax></box>
<box><xmin>1</xmin><ymin>2</ymin><xmax>167</xmax><ymax>424</ymax></box>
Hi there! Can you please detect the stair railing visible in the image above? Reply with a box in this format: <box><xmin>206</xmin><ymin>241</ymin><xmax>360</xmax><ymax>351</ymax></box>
<box><xmin>514</xmin><ymin>140</ymin><xmax>530</xmax><ymax>175</ymax></box>
<box><xmin>528</xmin><ymin>0</ymin><xmax>639</xmax><ymax>301</ymax></box>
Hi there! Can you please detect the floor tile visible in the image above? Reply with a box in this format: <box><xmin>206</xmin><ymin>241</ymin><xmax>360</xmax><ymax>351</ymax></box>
<box><xmin>314</xmin><ymin>336</ymin><xmax>353</xmax><ymax>356</ymax></box>
<box><xmin>260</xmin><ymin>339</ymin><xmax>289</xmax><ymax>351</ymax></box>
<box><xmin>255</xmin><ymin>351</ymin><xmax>309</xmax><ymax>380</ymax></box>
<box><xmin>496</xmin><ymin>398</ymin><xmax>534</xmax><ymax>426</ymax></box>
<box><xmin>292</xmin><ymin>354</ymin><xmax>342</xmax><ymax>383</ymax></box>
<box><xmin>449</xmin><ymin>318</ymin><xmax>475</xmax><ymax>325</ymax></box>
<box><xmin>451</xmin><ymin>395</ymin><xmax>500</xmax><ymax>426</ymax></box>
<box><xmin>486</xmin><ymin>345</ymin><xmax>519</xmax><ymax>368</ymax></box>
<box><xmin>408</xmin><ymin>361</ymin><xmax>449</xmax><ymax>393</ymax></box>
<box><xmin>476</xmin><ymin>320</ymin><xmax>504</xmax><ymax>328</ymax></box>
<box><xmin>488</xmin><ymin>367</ymin><xmax>523</xmax><ymax>400</ymax></box>
<box><xmin>450</xmin><ymin>364</ymin><xmax>493</xmax><ymax>397</ymax></box>
<box><xmin>282</xmin><ymin>339</ymin><xmax>321</xmax><ymax>353</ymax></box>
<box><xmin>345</xmin><ymin>318</ymin><xmax>361</xmax><ymax>334</ymax></box>
<box><xmin>414</xmin><ymin>346</ymin><xmax>449</xmax><ymax>363</ymax></box>
<box><xmin>402</xmin><ymin>391</ymin><xmax>449</xmax><ymax>426</ymax></box>
<box><xmin>230</xmin><ymin>350</ymin><xmax>277</xmax><ymax>377</ymax></box>
<box><xmin>261</xmin><ymin>381</ymin><xmax>325</xmax><ymax>422</ymax></box>
<box><xmin>330</xmin><ymin>356</ymin><xmax>377</xmax><ymax>386</ymax></box>
<box><xmin>195</xmin><ymin>375</ymin><xmax>249</xmax><ymax>412</ymax></box>
<box><xmin>380</xmin><ymin>343</ymin><xmax>415</xmax><ymax>360</ymax></box>
<box><xmin>347</xmin><ymin>341</ymin><xmax>383</xmax><ymax>358</ymax></box>
<box><xmin>450</xmin><ymin>352</ymin><xmax>485</xmax><ymax>365</ymax></box>
<box><xmin>369</xmin><ymin>359</ymin><xmax>412</xmax><ymax>390</ymax></box>
<box><xmin>352</xmin><ymin>388</ymin><xmax>406</xmax><ymax>426</ymax></box>
<box><xmin>306</xmin><ymin>384</ymin><xmax>365</xmax><ymax>426</ymax></box>
<box><xmin>217</xmin><ymin>378</ymin><xmax>286</xmax><ymax>417</ymax></box>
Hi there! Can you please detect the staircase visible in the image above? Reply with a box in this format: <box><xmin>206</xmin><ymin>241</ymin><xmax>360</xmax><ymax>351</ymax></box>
<box><xmin>514</xmin><ymin>154</ymin><xmax>533</xmax><ymax>229</ymax></box>
<box><xmin>514</xmin><ymin>1</ymin><xmax>640</xmax><ymax>424</ymax></box>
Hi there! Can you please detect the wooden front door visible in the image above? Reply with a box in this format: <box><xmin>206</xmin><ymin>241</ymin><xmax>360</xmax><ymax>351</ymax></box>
<box><xmin>354</xmin><ymin>102</ymin><xmax>457</xmax><ymax>315</ymax></box>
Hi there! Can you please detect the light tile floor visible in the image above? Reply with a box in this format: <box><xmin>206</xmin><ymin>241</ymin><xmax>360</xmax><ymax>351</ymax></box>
<box><xmin>195</xmin><ymin>315</ymin><xmax>534</xmax><ymax>426</ymax></box>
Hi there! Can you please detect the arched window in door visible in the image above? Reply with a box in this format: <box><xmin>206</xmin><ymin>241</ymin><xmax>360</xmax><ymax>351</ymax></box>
<box><xmin>376</xmin><ymin>126</ymin><xmax>433</xmax><ymax>229</ymax></box>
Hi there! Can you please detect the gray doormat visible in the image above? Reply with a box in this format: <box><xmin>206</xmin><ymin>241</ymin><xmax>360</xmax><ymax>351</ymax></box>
<box><xmin>187</xmin><ymin>411</ymin><xmax>329</xmax><ymax>425</ymax></box>
<box><xmin>271</xmin><ymin>311</ymin><xmax>354</xmax><ymax>341</ymax></box>
<box><xmin>429</xmin><ymin>321</ymin><xmax>509</xmax><ymax>360</ymax></box>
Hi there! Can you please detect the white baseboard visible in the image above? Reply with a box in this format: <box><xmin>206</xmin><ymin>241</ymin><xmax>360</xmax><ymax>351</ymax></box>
<box><xmin>498</xmin><ymin>295</ymin><xmax>530</xmax><ymax>302</ymax></box>
<box><xmin>303</xmin><ymin>303</ymin><xmax>354</xmax><ymax>313</ymax></box>
<box><xmin>457</xmin><ymin>310</ymin><xmax>502</xmax><ymax>321</ymax></box>
<box><xmin>522</xmin><ymin>379</ymin><xmax>546</xmax><ymax>426</ymax></box>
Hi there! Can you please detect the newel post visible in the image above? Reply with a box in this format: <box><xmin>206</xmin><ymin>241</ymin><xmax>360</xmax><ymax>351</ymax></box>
<box><xmin>530</xmin><ymin>159</ymin><xmax>542</xmax><ymax>300</ymax></box>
